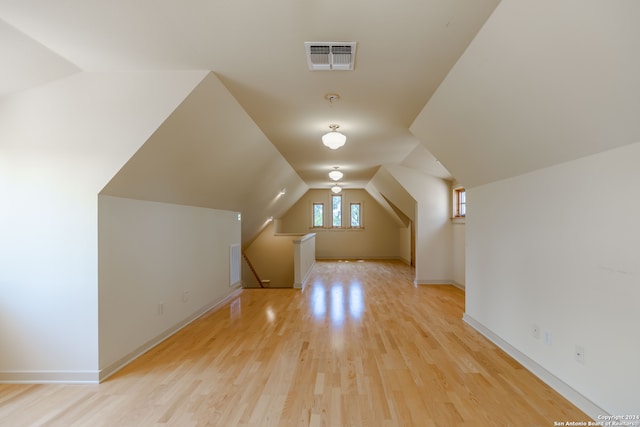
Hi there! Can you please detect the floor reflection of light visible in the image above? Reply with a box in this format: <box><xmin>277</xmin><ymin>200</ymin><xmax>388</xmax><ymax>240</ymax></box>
<box><xmin>230</xmin><ymin>298</ymin><xmax>241</xmax><ymax>321</ymax></box>
<box><xmin>266</xmin><ymin>307</ymin><xmax>275</xmax><ymax>322</ymax></box>
<box><xmin>330</xmin><ymin>284</ymin><xmax>344</xmax><ymax>325</ymax></box>
<box><xmin>311</xmin><ymin>285</ymin><xmax>326</xmax><ymax>319</ymax></box>
<box><xmin>349</xmin><ymin>281</ymin><xmax>364</xmax><ymax>319</ymax></box>
<box><xmin>310</xmin><ymin>280</ymin><xmax>365</xmax><ymax>325</ymax></box>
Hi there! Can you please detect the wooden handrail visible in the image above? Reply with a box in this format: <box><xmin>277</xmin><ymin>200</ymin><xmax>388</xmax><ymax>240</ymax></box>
<box><xmin>242</xmin><ymin>251</ymin><xmax>265</xmax><ymax>288</ymax></box>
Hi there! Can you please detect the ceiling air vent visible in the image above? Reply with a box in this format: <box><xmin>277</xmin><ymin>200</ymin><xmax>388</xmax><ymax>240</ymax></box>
<box><xmin>304</xmin><ymin>42</ymin><xmax>357</xmax><ymax>71</ymax></box>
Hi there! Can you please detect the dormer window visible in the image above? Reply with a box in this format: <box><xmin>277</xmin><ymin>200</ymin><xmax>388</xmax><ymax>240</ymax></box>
<box><xmin>454</xmin><ymin>188</ymin><xmax>466</xmax><ymax>218</ymax></box>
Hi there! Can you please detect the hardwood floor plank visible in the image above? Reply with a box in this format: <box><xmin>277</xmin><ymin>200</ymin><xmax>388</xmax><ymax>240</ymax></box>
<box><xmin>0</xmin><ymin>260</ymin><xmax>590</xmax><ymax>426</ymax></box>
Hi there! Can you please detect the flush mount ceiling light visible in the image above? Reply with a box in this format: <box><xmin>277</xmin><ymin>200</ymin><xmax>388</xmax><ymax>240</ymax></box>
<box><xmin>322</xmin><ymin>124</ymin><xmax>346</xmax><ymax>150</ymax></box>
<box><xmin>328</xmin><ymin>166</ymin><xmax>343</xmax><ymax>181</ymax></box>
<box><xmin>331</xmin><ymin>184</ymin><xmax>342</xmax><ymax>194</ymax></box>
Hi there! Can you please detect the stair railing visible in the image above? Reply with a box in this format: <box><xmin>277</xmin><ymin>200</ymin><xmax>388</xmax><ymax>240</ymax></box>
<box><xmin>242</xmin><ymin>251</ymin><xmax>266</xmax><ymax>288</ymax></box>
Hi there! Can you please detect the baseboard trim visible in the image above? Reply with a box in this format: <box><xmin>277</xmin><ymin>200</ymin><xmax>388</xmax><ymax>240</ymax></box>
<box><xmin>414</xmin><ymin>279</ymin><xmax>465</xmax><ymax>290</ymax></box>
<box><xmin>315</xmin><ymin>256</ymin><xmax>405</xmax><ymax>261</ymax></box>
<box><xmin>98</xmin><ymin>287</ymin><xmax>243</xmax><ymax>383</ymax></box>
<box><xmin>462</xmin><ymin>313</ymin><xmax>608</xmax><ymax>420</ymax></box>
<box><xmin>0</xmin><ymin>370</ymin><xmax>99</xmax><ymax>384</ymax></box>
<box><xmin>450</xmin><ymin>280</ymin><xmax>465</xmax><ymax>290</ymax></box>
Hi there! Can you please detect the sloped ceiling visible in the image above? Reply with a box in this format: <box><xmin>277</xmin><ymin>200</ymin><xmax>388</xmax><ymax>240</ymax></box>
<box><xmin>5</xmin><ymin>0</ymin><xmax>638</xmax><ymax>219</ymax></box>
<box><xmin>366</xmin><ymin>167</ymin><xmax>417</xmax><ymax>226</ymax></box>
<box><xmin>0</xmin><ymin>0</ymin><xmax>498</xmax><ymax>191</ymax></box>
<box><xmin>101</xmin><ymin>73</ymin><xmax>308</xmax><ymax>243</ymax></box>
<box><xmin>0</xmin><ymin>18</ymin><xmax>79</xmax><ymax>96</ymax></box>
<box><xmin>411</xmin><ymin>0</ymin><xmax>640</xmax><ymax>188</ymax></box>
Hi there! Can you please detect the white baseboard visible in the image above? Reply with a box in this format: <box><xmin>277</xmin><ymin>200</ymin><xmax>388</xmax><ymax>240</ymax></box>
<box><xmin>414</xmin><ymin>278</ymin><xmax>465</xmax><ymax>289</ymax></box>
<box><xmin>99</xmin><ymin>287</ymin><xmax>243</xmax><ymax>382</ymax></box>
<box><xmin>0</xmin><ymin>370</ymin><xmax>99</xmax><ymax>384</ymax></box>
<box><xmin>315</xmin><ymin>256</ymin><xmax>405</xmax><ymax>261</ymax></box>
<box><xmin>450</xmin><ymin>280</ymin><xmax>465</xmax><ymax>290</ymax></box>
<box><xmin>414</xmin><ymin>279</ymin><xmax>448</xmax><ymax>285</ymax></box>
<box><xmin>462</xmin><ymin>313</ymin><xmax>609</xmax><ymax>420</ymax></box>
<box><xmin>0</xmin><ymin>288</ymin><xmax>244</xmax><ymax>384</ymax></box>
<box><xmin>414</xmin><ymin>279</ymin><xmax>465</xmax><ymax>290</ymax></box>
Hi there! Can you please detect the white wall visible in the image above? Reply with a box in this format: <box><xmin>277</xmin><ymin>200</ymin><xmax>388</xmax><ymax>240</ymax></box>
<box><xmin>466</xmin><ymin>142</ymin><xmax>640</xmax><ymax>415</ymax></box>
<box><xmin>452</xmin><ymin>222</ymin><xmax>465</xmax><ymax>288</ymax></box>
<box><xmin>366</xmin><ymin>167</ymin><xmax>416</xmax><ymax>265</ymax></box>
<box><xmin>0</xmin><ymin>70</ymin><xmax>207</xmax><ymax>381</ymax></box>
<box><xmin>98</xmin><ymin>196</ymin><xmax>240</xmax><ymax>376</ymax></box>
<box><xmin>99</xmin><ymin>72</ymin><xmax>308</xmax><ymax>247</ymax></box>
<box><xmin>398</xmin><ymin>224</ymin><xmax>412</xmax><ymax>266</ymax></box>
<box><xmin>385</xmin><ymin>165</ymin><xmax>452</xmax><ymax>284</ymax></box>
<box><xmin>451</xmin><ymin>182</ymin><xmax>466</xmax><ymax>288</ymax></box>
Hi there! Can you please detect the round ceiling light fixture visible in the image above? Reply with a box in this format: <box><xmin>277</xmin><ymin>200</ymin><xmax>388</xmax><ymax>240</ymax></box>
<box><xmin>328</xmin><ymin>166</ymin><xmax>343</xmax><ymax>181</ymax></box>
<box><xmin>331</xmin><ymin>184</ymin><xmax>342</xmax><ymax>194</ymax></box>
<box><xmin>322</xmin><ymin>124</ymin><xmax>346</xmax><ymax>150</ymax></box>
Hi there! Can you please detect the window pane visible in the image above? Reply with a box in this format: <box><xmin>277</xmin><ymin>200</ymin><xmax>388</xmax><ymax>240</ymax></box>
<box><xmin>313</xmin><ymin>203</ymin><xmax>323</xmax><ymax>227</ymax></box>
<box><xmin>455</xmin><ymin>188</ymin><xmax>466</xmax><ymax>217</ymax></box>
<box><xmin>332</xmin><ymin>195</ymin><xmax>342</xmax><ymax>227</ymax></box>
<box><xmin>350</xmin><ymin>203</ymin><xmax>361</xmax><ymax>227</ymax></box>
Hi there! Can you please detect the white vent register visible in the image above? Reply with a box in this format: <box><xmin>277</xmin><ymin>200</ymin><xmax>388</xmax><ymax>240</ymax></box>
<box><xmin>304</xmin><ymin>42</ymin><xmax>357</xmax><ymax>70</ymax></box>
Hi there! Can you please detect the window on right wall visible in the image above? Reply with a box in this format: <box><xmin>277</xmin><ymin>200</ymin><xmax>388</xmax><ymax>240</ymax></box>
<box><xmin>350</xmin><ymin>202</ymin><xmax>362</xmax><ymax>228</ymax></box>
<box><xmin>454</xmin><ymin>187</ymin><xmax>466</xmax><ymax>218</ymax></box>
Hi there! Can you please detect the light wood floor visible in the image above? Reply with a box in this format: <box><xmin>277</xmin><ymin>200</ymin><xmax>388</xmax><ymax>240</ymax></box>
<box><xmin>0</xmin><ymin>260</ymin><xmax>589</xmax><ymax>426</ymax></box>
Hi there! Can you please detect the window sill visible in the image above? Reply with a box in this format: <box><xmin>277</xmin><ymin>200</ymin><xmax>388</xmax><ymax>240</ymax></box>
<box><xmin>451</xmin><ymin>217</ymin><xmax>466</xmax><ymax>224</ymax></box>
<box><xmin>309</xmin><ymin>227</ymin><xmax>365</xmax><ymax>231</ymax></box>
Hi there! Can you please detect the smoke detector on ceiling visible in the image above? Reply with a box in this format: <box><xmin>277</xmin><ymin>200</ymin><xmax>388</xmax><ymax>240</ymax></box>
<box><xmin>304</xmin><ymin>42</ymin><xmax>357</xmax><ymax>71</ymax></box>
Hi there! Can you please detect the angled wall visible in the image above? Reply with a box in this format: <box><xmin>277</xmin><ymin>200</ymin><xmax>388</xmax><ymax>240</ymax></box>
<box><xmin>366</xmin><ymin>167</ymin><xmax>416</xmax><ymax>266</ymax></box>
<box><xmin>97</xmin><ymin>72</ymin><xmax>308</xmax><ymax>376</ymax></box>
<box><xmin>0</xmin><ymin>70</ymin><xmax>207</xmax><ymax>381</ymax></box>
<box><xmin>410</xmin><ymin>0</ymin><xmax>640</xmax><ymax>416</ymax></box>
<box><xmin>98</xmin><ymin>196</ymin><xmax>240</xmax><ymax>378</ymax></box>
<box><xmin>100</xmin><ymin>72</ymin><xmax>308</xmax><ymax>246</ymax></box>
<box><xmin>466</xmin><ymin>143</ymin><xmax>640</xmax><ymax>415</ymax></box>
<box><xmin>382</xmin><ymin>165</ymin><xmax>452</xmax><ymax>284</ymax></box>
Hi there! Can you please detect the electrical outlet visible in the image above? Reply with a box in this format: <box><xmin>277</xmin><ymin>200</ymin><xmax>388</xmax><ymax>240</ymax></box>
<box><xmin>182</xmin><ymin>291</ymin><xmax>189</xmax><ymax>303</ymax></box>
<box><xmin>532</xmin><ymin>324</ymin><xmax>540</xmax><ymax>339</ymax></box>
<box><xmin>158</xmin><ymin>303</ymin><xmax>164</xmax><ymax>315</ymax></box>
<box><xmin>544</xmin><ymin>330</ymin><xmax>552</xmax><ymax>346</ymax></box>
<box><xmin>575</xmin><ymin>345</ymin><xmax>585</xmax><ymax>364</ymax></box>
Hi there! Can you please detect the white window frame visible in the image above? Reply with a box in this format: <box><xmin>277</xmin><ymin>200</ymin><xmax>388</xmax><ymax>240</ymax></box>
<box><xmin>312</xmin><ymin>202</ymin><xmax>324</xmax><ymax>228</ymax></box>
<box><xmin>349</xmin><ymin>201</ymin><xmax>363</xmax><ymax>229</ymax></box>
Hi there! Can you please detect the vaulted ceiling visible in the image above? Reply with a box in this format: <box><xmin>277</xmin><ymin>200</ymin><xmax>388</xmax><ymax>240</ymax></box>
<box><xmin>0</xmin><ymin>0</ymin><xmax>500</xmax><ymax>191</ymax></box>
<box><xmin>2</xmin><ymin>0</ymin><xmax>639</xmax><ymax>196</ymax></box>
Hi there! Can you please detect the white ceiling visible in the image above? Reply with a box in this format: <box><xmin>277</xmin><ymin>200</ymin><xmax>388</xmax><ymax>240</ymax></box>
<box><xmin>0</xmin><ymin>19</ymin><xmax>79</xmax><ymax>95</ymax></box>
<box><xmin>410</xmin><ymin>0</ymin><xmax>640</xmax><ymax>188</ymax></box>
<box><xmin>0</xmin><ymin>0</ymin><xmax>501</xmax><ymax>189</ymax></box>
